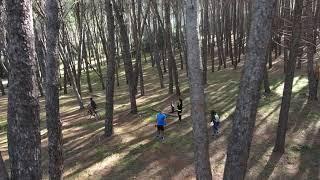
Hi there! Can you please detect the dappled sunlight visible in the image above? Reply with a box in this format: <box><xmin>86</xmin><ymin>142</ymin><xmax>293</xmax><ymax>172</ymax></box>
<box><xmin>273</xmin><ymin>76</ymin><xmax>308</xmax><ymax>96</ymax></box>
<box><xmin>0</xmin><ymin>52</ymin><xmax>319</xmax><ymax>179</ymax></box>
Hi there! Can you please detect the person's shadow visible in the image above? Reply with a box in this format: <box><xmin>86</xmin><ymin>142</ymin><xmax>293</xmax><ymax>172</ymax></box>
<box><xmin>256</xmin><ymin>151</ymin><xmax>282</xmax><ymax>180</ymax></box>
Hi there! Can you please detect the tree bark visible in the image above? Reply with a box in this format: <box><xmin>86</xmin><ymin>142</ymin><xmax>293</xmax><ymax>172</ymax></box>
<box><xmin>113</xmin><ymin>0</ymin><xmax>137</xmax><ymax>114</ymax></box>
<box><xmin>154</xmin><ymin>17</ymin><xmax>164</xmax><ymax>88</ymax></box>
<box><xmin>6</xmin><ymin>0</ymin><xmax>41</xmax><ymax>178</ymax></box>
<box><xmin>305</xmin><ymin>0</ymin><xmax>318</xmax><ymax>101</ymax></box>
<box><xmin>202</xmin><ymin>0</ymin><xmax>209</xmax><ymax>85</ymax></box>
<box><xmin>83</xmin><ymin>34</ymin><xmax>93</xmax><ymax>93</ymax></box>
<box><xmin>45</xmin><ymin>0</ymin><xmax>63</xmax><ymax>179</ymax></box>
<box><xmin>223</xmin><ymin>0</ymin><xmax>276</xmax><ymax>179</ymax></box>
<box><xmin>273</xmin><ymin>0</ymin><xmax>303</xmax><ymax>154</ymax></box>
<box><xmin>283</xmin><ymin>0</ymin><xmax>290</xmax><ymax>73</ymax></box>
<box><xmin>0</xmin><ymin>151</ymin><xmax>8</xmax><ymax>180</ymax></box>
<box><xmin>185</xmin><ymin>0</ymin><xmax>212</xmax><ymax>179</ymax></box>
<box><xmin>105</xmin><ymin>0</ymin><xmax>116</xmax><ymax>137</ymax></box>
<box><xmin>263</xmin><ymin>65</ymin><xmax>271</xmax><ymax>94</ymax></box>
<box><xmin>165</xmin><ymin>0</ymin><xmax>180</xmax><ymax>96</ymax></box>
<box><xmin>34</xmin><ymin>29</ymin><xmax>46</xmax><ymax>88</ymax></box>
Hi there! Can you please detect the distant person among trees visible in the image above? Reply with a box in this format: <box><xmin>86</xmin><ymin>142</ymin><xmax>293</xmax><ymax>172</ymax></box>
<box><xmin>177</xmin><ymin>102</ymin><xmax>183</xmax><ymax>121</ymax></box>
<box><xmin>179</xmin><ymin>98</ymin><xmax>183</xmax><ymax>107</ymax></box>
<box><xmin>155</xmin><ymin>111</ymin><xmax>167</xmax><ymax>140</ymax></box>
<box><xmin>89</xmin><ymin>97</ymin><xmax>97</xmax><ymax>114</ymax></box>
<box><xmin>211</xmin><ymin>110</ymin><xmax>220</xmax><ymax>136</ymax></box>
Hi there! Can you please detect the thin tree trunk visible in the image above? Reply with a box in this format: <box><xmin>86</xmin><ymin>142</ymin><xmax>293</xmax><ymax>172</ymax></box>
<box><xmin>45</xmin><ymin>0</ymin><xmax>63</xmax><ymax>178</ymax></box>
<box><xmin>165</xmin><ymin>0</ymin><xmax>180</xmax><ymax>96</ymax></box>
<box><xmin>76</xmin><ymin>1</ymin><xmax>84</xmax><ymax>94</ymax></box>
<box><xmin>83</xmin><ymin>35</ymin><xmax>93</xmax><ymax>93</ymax></box>
<box><xmin>202</xmin><ymin>0</ymin><xmax>209</xmax><ymax>85</ymax></box>
<box><xmin>185</xmin><ymin>0</ymin><xmax>212</xmax><ymax>179</ymax></box>
<box><xmin>154</xmin><ymin>16</ymin><xmax>164</xmax><ymax>88</ymax></box>
<box><xmin>223</xmin><ymin>0</ymin><xmax>276</xmax><ymax>179</ymax></box>
<box><xmin>35</xmin><ymin>57</ymin><xmax>44</xmax><ymax>97</ymax></box>
<box><xmin>283</xmin><ymin>0</ymin><xmax>290</xmax><ymax>73</ymax></box>
<box><xmin>59</xmin><ymin>44</ymin><xmax>84</xmax><ymax>109</ymax></box>
<box><xmin>34</xmin><ymin>29</ymin><xmax>46</xmax><ymax>88</ymax></box>
<box><xmin>306</xmin><ymin>0</ymin><xmax>318</xmax><ymax>101</ymax></box>
<box><xmin>273</xmin><ymin>0</ymin><xmax>303</xmax><ymax>154</ymax></box>
<box><xmin>105</xmin><ymin>0</ymin><xmax>116</xmax><ymax>136</ymax></box>
<box><xmin>6</xmin><ymin>0</ymin><xmax>41</xmax><ymax>178</ymax></box>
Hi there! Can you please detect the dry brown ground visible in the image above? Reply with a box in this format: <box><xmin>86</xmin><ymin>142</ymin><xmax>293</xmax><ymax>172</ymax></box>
<box><xmin>0</xmin><ymin>58</ymin><xmax>319</xmax><ymax>180</ymax></box>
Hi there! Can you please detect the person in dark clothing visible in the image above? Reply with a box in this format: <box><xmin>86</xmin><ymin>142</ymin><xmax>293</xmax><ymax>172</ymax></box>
<box><xmin>179</xmin><ymin>98</ymin><xmax>183</xmax><ymax>107</ymax></box>
<box><xmin>177</xmin><ymin>102</ymin><xmax>183</xmax><ymax>121</ymax></box>
<box><xmin>89</xmin><ymin>98</ymin><xmax>97</xmax><ymax>113</ymax></box>
<box><xmin>211</xmin><ymin>110</ymin><xmax>220</xmax><ymax>136</ymax></box>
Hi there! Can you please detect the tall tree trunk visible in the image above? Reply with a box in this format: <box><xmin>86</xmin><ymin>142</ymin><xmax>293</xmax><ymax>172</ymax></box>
<box><xmin>273</xmin><ymin>0</ymin><xmax>303</xmax><ymax>154</ymax></box>
<box><xmin>113</xmin><ymin>0</ymin><xmax>137</xmax><ymax>114</ymax></box>
<box><xmin>34</xmin><ymin>29</ymin><xmax>46</xmax><ymax>88</ymax></box>
<box><xmin>306</xmin><ymin>0</ymin><xmax>318</xmax><ymax>101</ymax></box>
<box><xmin>165</xmin><ymin>0</ymin><xmax>180</xmax><ymax>96</ymax></box>
<box><xmin>283</xmin><ymin>0</ymin><xmax>291</xmax><ymax>73</ymax></box>
<box><xmin>202</xmin><ymin>0</ymin><xmax>209</xmax><ymax>85</ymax></box>
<box><xmin>154</xmin><ymin>16</ymin><xmax>164</xmax><ymax>88</ymax></box>
<box><xmin>162</xmin><ymin>0</ymin><xmax>173</xmax><ymax>94</ymax></box>
<box><xmin>45</xmin><ymin>0</ymin><xmax>63</xmax><ymax>179</ymax></box>
<box><xmin>0</xmin><ymin>151</ymin><xmax>8</xmax><ymax>180</ymax></box>
<box><xmin>211</xmin><ymin>0</ymin><xmax>216</xmax><ymax>72</ymax></box>
<box><xmin>223</xmin><ymin>0</ymin><xmax>276</xmax><ymax>179</ymax></box>
<box><xmin>76</xmin><ymin>1</ymin><xmax>84</xmax><ymax>94</ymax></box>
<box><xmin>185</xmin><ymin>0</ymin><xmax>212</xmax><ymax>179</ymax></box>
<box><xmin>105</xmin><ymin>0</ymin><xmax>116</xmax><ymax>137</ymax></box>
<box><xmin>83</xmin><ymin>35</ymin><xmax>93</xmax><ymax>93</ymax></box>
<box><xmin>6</xmin><ymin>0</ymin><xmax>41</xmax><ymax>178</ymax></box>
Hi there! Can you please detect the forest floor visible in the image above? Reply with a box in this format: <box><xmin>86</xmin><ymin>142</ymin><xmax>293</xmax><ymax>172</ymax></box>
<box><xmin>0</xmin><ymin>56</ymin><xmax>319</xmax><ymax>180</ymax></box>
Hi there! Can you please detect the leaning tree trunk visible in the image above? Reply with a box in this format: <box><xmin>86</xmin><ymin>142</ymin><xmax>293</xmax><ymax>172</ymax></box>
<box><xmin>6</xmin><ymin>0</ymin><xmax>41</xmax><ymax>178</ymax></box>
<box><xmin>105</xmin><ymin>0</ymin><xmax>116</xmax><ymax>137</ymax></box>
<box><xmin>185</xmin><ymin>0</ymin><xmax>212</xmax><ymax>179</ymax></box>
<box><xmin>273</xmin><ymin>0</ymin><xmax>303</xmax><ymax>154</ymax></box>
<box><xmin>83</xmin><ymin>36</ymin><xmax>93</xmax><ymax>93</ymax></box>
<box><xmin>223</xmin><ymin>0</ymin><xmax>276</xmax><ymax>179</ymax></box>
<box><xmin>45</xmin><ymin>0</ymin><xmax>63</xmax><ymax>179</ymax></box>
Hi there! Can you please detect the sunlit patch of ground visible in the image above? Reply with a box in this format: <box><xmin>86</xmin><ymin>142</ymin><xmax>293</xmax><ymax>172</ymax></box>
<box><xmin>0</xmin><ymin>56</ymin><xmax>319</xmax><ymax>179</ymax></box>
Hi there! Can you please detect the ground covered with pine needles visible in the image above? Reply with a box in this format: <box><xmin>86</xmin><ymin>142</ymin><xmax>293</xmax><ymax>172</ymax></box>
<box><xmin>0</xmin><ymin>57</ymin><xmax>319</xmax><ymax>179</ymax></box>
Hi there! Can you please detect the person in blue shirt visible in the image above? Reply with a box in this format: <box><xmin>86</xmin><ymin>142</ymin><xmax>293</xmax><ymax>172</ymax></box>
<box><xmin>156</xmin><ymin>112</ymin><xmax>167</xmax><ymax>140</ymax></box>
